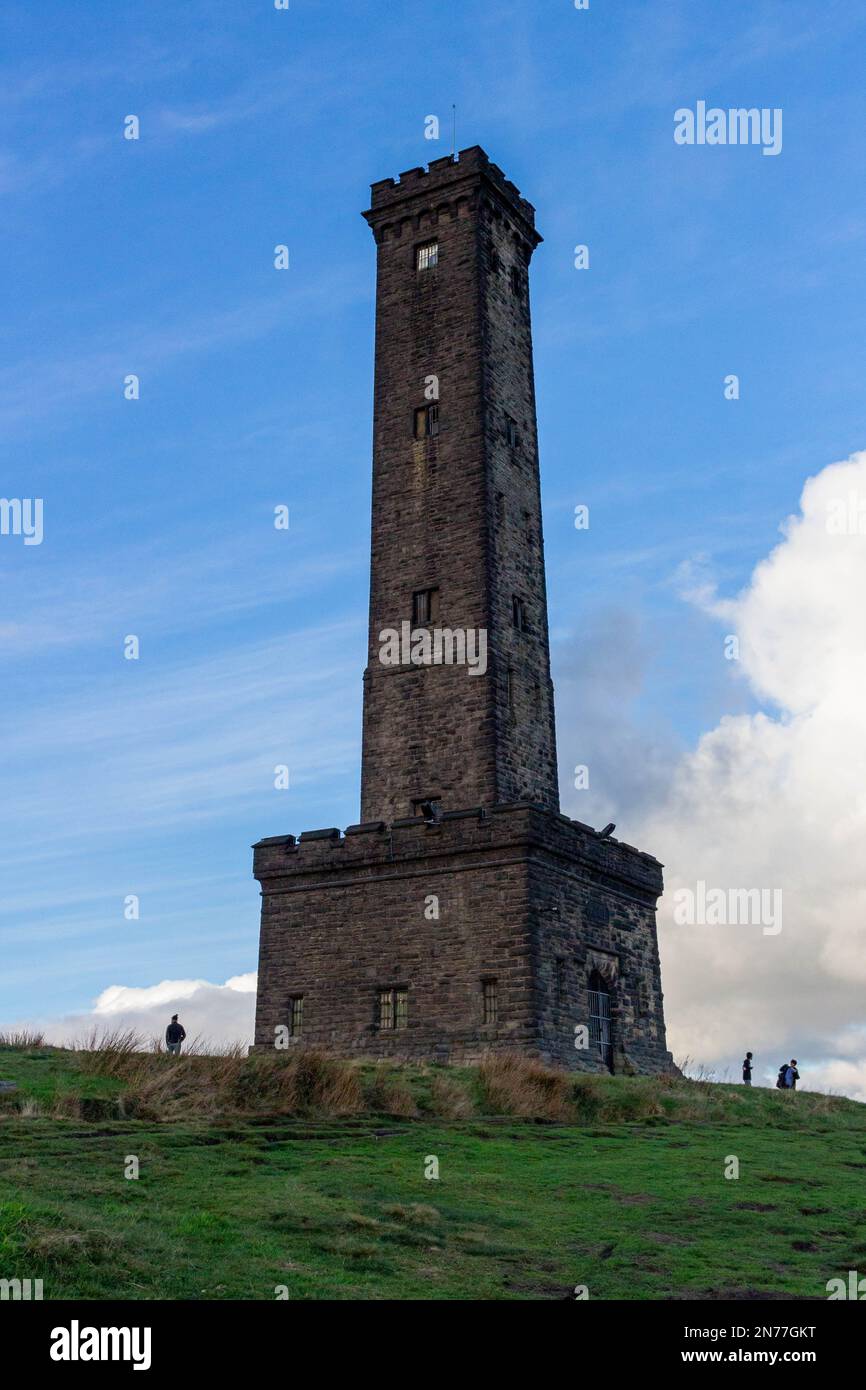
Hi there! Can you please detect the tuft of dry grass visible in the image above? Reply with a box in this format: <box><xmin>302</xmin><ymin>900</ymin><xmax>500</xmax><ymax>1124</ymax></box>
<box><xmin>429</xmin><ymin>1072</ymin><xmax>475</xmax><ymax>1120</ymax></box>
<box><xmin>0</xmin><ymin>1029</ymin><xmax>46</xmax><ymax>1050</ymax></box>
<box><xmin>478</xmin><ymin>1052</ymin><xmax>574</xmax><ymax>1122</ymax></box>
<box><xmin>124</xmin><ymin>1048</ymin><xmax>364</xmax><ymax>1121</ymax></box>
<box><xmin>365</xmin><ymin>1066</ymin><xmax>420</xmax><ymax>1117</ymax></box>
<box><xmin>73</xmin><ymin>1028</ymin><xmax>148</xmax><ymax>1080</ymax></box>
<box><xmin>382</xmin><ymin>1203</ymin><xmax>441</xmax><ymax>1226</ymax></box>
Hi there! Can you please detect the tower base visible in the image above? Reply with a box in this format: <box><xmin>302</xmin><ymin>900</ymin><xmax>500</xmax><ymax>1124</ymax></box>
<box><xmin>253</xmin><ymin>804</ymin><xmax>676</xmax><ymax>1075</ymax></box>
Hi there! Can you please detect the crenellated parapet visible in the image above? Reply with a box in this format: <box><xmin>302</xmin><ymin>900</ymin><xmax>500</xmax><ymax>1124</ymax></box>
<box><xmin>363</xmin><ymin>145</ymin><xmax>542</xmax><ymax>258</ymax></box>
<box><xmin>253</xmin><ymin>802</ymin><xmax>663</xmax><ymax>907</ymax></box>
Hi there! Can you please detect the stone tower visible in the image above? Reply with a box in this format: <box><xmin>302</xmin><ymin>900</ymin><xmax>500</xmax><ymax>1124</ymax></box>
<box><xmin>360</xmin><ymin>147</ymin><xmax>558</xmax><ymax>823</ymax></box>
<box><xmin>252</xmin><ymin>148</ymin><xmax>676</xmax><ymax>1075</ymax></box>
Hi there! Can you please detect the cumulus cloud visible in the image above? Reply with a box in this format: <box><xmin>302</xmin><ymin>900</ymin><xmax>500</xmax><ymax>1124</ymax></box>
<box><xmin>37</xmin><ymin>974</ymin><xmax>257</xmax><ymax>1050</ymax></box>
<box><xmin>635</xmin><ymin>449</ymin><xmax>866</xmax><ymax>1096</ymax></box>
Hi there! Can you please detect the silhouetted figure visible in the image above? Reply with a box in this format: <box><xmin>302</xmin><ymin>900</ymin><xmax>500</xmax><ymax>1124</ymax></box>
<box><xmin>165</xmin><ymin>1015</ymin><xmax>186</xmax><ymax>1056</ymax></box>
<box><xmin>742</xmin><ymin>1051</ymin><xmax>753</xmax><ymax>1086</ymax></box>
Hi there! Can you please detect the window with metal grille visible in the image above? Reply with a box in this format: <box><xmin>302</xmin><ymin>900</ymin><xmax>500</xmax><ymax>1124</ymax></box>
<box><xmin>588</xmin><ymin>971</ymin><xmax>613</xmax><ymax>1072</ymax></box>
<box><xmin>417</xmin><ymin>241</ymin><xmax>438</xmax><ymax>271</ymax></box>
<box><xmin>378</xmin><ymin>988</ymin><xmax>407</xmax><ymax>1030</ymax></box>
<box><xmin>288</xmin><ymin>995</ymin><xmax>304</xmax><ymax>1038</ymax></box>
<box><xmin>412</xmin><ymin>587</ymin><xmax>440</xmax><ymax>626</ymax></box>
<box><xmin>482</xmin><ymin>978</ymin><xmax>498</xmax><ymax>1024</ymax></box>
<box><xmin>512</xmin><ymin>595</ymin><xmax>527</xmax><ymax>631</ymax></box>
<box><xmin>413</xmin><ymin>403</ymin><xmax>439</xmax><ymax>439</ymax></box>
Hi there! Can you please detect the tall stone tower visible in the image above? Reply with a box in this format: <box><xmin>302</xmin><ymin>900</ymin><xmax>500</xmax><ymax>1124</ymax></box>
<box><xmin>253</xmin><ymin>149</ymin><xmax>676</xmax><ymax>1075</ymax></box>
<box><xmin>360</xmin><ymin>147</ymin><xmax>558</xmax><ymax>823</ymax></box>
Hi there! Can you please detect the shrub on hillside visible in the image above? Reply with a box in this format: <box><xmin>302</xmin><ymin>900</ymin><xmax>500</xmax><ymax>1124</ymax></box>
<box><xmin>478</xmin><ymin>1052</ymin><xmax>574</xmax><ymax>1122</ymax></box>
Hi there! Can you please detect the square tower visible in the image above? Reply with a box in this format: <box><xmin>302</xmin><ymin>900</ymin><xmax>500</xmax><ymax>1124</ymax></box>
<box><xmin>360</xmin><ymin>147</ymin><xmax>558</xmax><ymax>822</ymax></box>
<box><xmin>253</xmin><ymin>150</ymin><xmax>676</xmax><ymax>1075</ymax></box>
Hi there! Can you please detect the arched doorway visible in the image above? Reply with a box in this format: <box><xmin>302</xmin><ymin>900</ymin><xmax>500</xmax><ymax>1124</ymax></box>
<box><xmin>588</xmin><ymin>970</ymin><xmax>614</xmax><ymax>1072</ymax></box>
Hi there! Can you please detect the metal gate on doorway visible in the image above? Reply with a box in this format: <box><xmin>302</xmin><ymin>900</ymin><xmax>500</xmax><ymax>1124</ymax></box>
<box><xmin>588</xmin><ymin>971</ymin><xmax>613</xmax><ymax>1072</ymax></box>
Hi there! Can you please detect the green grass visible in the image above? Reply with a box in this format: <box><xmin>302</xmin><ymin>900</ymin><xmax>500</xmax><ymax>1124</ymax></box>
<box><xmin>0</xmin><ymin>1046</ymin><xmax>864</xmax><ymax>1300</ymax></box>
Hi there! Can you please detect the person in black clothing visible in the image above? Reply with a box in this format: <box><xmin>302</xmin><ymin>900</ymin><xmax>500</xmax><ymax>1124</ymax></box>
<box><xmin>742</xmin><ymin>1051</ymin><xmax>753</xmax><ymax>1086</ymax></box>
<box><xmin>165</xmin><ymin>1015</ymin><xmax>186</xmax><ymax>1056</ymax></box>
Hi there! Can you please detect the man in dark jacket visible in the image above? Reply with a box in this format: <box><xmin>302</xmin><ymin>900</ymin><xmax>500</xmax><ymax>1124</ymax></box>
<box><xmin>165</xmin><ymin>1015</ymin><xmax>186</xmax><ymax>1056</ymax></box>
<box><xmin>742</xmin><ymin>1051</ymin><xmax>753</xmax><ymax>1086</ymax></box>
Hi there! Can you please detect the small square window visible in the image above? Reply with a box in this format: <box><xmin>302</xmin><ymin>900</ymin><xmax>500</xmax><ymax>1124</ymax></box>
<box><xmin>288</xmin><ymin>995</ymin><xmax>304</xmax><ymax>1038</ymax></box>
<box><xmin>417</xmin><ymin>242</ymin><xmax>438</xmax><ymax>271</ymax></box>
<box><xmin>512</xmin><ymin>595</ymin><xmax>527</xmax><ymax>631</ymax></box>
<box><xmin>412</xmin><ymin>587</ymin><xmax>440</xmax><ymax>626</ymax></box>
<box><xmin>414</xmin><ymin>403</ymin><xmax>439</xmax><ymax>439</ymax></box>
<box><xmin>482</xmin><ymin>978</ymin><xmax>498</xmax><ymax>1025</ymax></box>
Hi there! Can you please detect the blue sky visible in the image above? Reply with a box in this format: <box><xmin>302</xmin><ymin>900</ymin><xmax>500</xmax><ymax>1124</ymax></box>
<box><xmin>2</xmin><ymin>0</ymin><xmax>866</xmax><ymax>1077</ymax></box>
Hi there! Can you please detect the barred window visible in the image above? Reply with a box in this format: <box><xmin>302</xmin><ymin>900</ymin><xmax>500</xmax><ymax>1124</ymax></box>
<box><xmin>417</xmin><ymin>241</ymin><xmax>438</xmax><ymax>271</ymax></box>
<box><xmin>378</xmin><ymin>989</ymin><xmax>393</xmax><ymax>1030</ymax></box>
<box><xmin>414</xmin><ymin>403</ymin><xmax>439</xmax><ymax>439</ymax></box>
<box><xmin>379</xmin><ymin>988</ymin><xmax>408</xmax><ymax>1030</ymax></box>
<box><xmin>378</xmin><ymin>989</ymin><xmax>408</xmax><ymax>1034</ymax></box>
<box><xmin>482</xmin><ymin>978</ymin><xmax>498</xmax><ymax>1024</ymax></box>
<box><xmin>289</xmin><ymin>995</ymin><xmax>304</xmax><ymax>1038</ymax></box>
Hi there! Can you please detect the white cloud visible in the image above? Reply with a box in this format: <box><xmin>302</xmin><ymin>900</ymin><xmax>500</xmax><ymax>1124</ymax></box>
<box><xmin>38</xmin><ymin>973</ymin><xmax>257</xmax><ymax>1050</ymax></box>
<box><xmin>636</xmin><ymin>449</ymin><xmax>866</xmax><ymax>1092</ymax></box>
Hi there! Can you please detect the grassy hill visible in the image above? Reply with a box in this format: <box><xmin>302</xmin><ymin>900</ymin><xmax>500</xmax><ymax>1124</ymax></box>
<box><xmin>0</xmin><ymin>1038</ymin><xmax>863</xmax><ymax>1301</ymax></box>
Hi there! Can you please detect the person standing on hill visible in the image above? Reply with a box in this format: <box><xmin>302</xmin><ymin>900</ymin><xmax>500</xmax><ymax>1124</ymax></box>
<box><xmin>742</xmin><ymin>1051</ymin><xmax>753</xmax><ymax>1086</ymax></box>
<box><xmin>165</xmin><ymin>1015</ymin><xmax>186</xmax><ymax>1056</ymax></box>
<box><xmin>786</xmin><ymin>1059</ymin><xmax>800</xmax><ymax>1090</ymax></box>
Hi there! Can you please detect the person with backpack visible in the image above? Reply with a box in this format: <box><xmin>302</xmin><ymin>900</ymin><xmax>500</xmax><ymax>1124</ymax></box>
<box><xmin>776</xmin><ymin>1062</ymin><xmax>789</xmax><ymax>1090</ymax></box>
<box><xmin>165</xmin><ymin>1014</ymin><xmax>186</xmax><ymax>1056</ymax></box>
<box><xmin>742</xmin><ymin>1051</ymin><xmax>753</xmax><ymax>1086</ymax></box>
<box><xmin>786</xmin><ymin>1059</ymin><xmax>800</xmax><ymax>1090</ymax></box>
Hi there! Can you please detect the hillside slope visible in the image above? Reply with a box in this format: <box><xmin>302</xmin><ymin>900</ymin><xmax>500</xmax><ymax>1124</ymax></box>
<box><xmin>0</xmin><ymin>1045</ymin><xmax>863</xmax><ymax>1301</ymax></box>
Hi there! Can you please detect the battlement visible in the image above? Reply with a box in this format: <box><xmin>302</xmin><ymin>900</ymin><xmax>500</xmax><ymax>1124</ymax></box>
<box><xmin>252</xmin><ymin>802</ymin><xmax>662</xmax><ymax>904</ymax></box>
<box><xmin>364</xmin><ymin>145</ymin><xmax>540</xmax><ymax>244</ymax></box>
